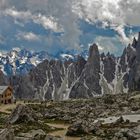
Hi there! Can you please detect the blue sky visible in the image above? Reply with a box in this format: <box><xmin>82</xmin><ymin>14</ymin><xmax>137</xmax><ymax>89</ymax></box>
<box><xmin>0</xmin><ymin>0</ymin><xmax>140</xmax><ymax>56</ymax></box>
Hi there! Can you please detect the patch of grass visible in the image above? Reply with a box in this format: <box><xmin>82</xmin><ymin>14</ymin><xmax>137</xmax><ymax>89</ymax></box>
<box><xmin>6</xmin><ymin>108</ymin><xmax>13</xmax><ymax>112</ymax></box>
<box><xmin>27</xmin><ymin>104</ymin><xmax>45</xmax><ymax>113</ymax></box>
<box><xmin>0</xmin><ymin>112</ymin><xmax>9</xmax><ymax>128</ymax></box>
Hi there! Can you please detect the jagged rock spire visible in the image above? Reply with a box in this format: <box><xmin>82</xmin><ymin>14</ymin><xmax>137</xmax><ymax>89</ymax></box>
<box><xmin>88</xmin><ymin>43</ymin><xmax>100</xmax><ymax>64</ymax></box>
<box><xmin>135</xmin><ymin>32</ymin><xmax>140</xmax><ymax>61</ymax></box>
<box><xmin>136</xmin><ymin>32</ymin><xmax>140</xmax><ymax>48</ymax></box>
<box><xmin>107</xmin><ymin>52</ymin><xmax>111</xmax><ymax>57</ymax></box>
<box><xmin>100</xmin><ymin>53</ymin><xmax>105</xmax><ymax>60</ymax></box>
<box><xmin>132</xmin><ymin>37</ymin><xmax>137</xmax><ymax>48</ymax></box>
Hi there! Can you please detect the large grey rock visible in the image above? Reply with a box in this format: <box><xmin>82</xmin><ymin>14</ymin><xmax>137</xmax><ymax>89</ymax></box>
<box><xmin>113</xmin><ymin>125</ymin><xmax>140</xmax><ymax>140</ymax></box>
<box><xmin>0</xmin><ymin>128</ymin><xmax>14</xmax><ymax>140</ymax></box>
<box><xmin>66</xmin><ymin>122</ymin><xmax>88</xmax><ymax>136</ymax></box>
<box><xmin>17</xmin><ymin>129</ymin><xmax>46</xmax><ymax>140</ymax></box>
<box><xmin>66</xmin><ymin>120</ymin><xmax>102</xmax><ymax>136</ymax></box>
<box><xmin>7</xmin><ymin>104</ymin><xmax>38</xmax><ymax>124</ymax></box>
<box><xmin>15</xmin><ymin>129</ymin><xmax>63</xmax><ymax>140</ymax></box>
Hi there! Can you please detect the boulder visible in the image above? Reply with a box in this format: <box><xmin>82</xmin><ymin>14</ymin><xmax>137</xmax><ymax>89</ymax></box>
<box><xmin>114</xmin><ymin>116</ymin><xmax>125</xmax><ymax>125</ymax></box>
<box><xmin>66</xmin><ymin>122</ymin><xmax>88</xmax><ymax>136</ymax></box>
<box><xmin>45</xmin><ymin>112</ymin><xmax>58</xmax><ymax>119</ymax></box>
<box><xmin>17</xmin><ymin>129</ymin><xmax>46</xmax><ymax>140</ymax></box>
<box><xmin>0</xmin><ymin>128</ymin><xmax>14</xmax><ymax>140</ymax></box>
<box><xmin>66</xmin><ymin>120</ymin><xmax>102</xmax><ymax>136</ymax></box>
<box><xmin>45</xmin><ymin>135</ymin><xmax>63</xmax><ymax>140</ymax></box>
<box><xmin>112</xmin><ymin>125</ymin><xmax>140</xmax><ymax>140</ymax></box>
<box><xmin>7</xmin><ymin>104</ymin><xmax>38</xmax><ymax>124</ymax></box>
<box><xmin>16</xmin><ymin>130</ymin><xmax>63</xmax><ymax>140</ymax></box>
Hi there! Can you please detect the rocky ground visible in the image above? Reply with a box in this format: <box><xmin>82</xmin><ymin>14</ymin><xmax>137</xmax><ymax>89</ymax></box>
<box><xmin>1</xmin><ymin>91</ymin><xmax>140</xmax><ymax>140</ymax></box>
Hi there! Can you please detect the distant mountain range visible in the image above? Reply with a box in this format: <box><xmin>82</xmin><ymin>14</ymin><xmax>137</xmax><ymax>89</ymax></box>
<box><xmin>5</xmin><ymin>32</ymin><xmax>140</xmax><ymax>100</ymax></box>
<box><xmin>0</xmin><ymin>48</ymin><xmax>79</xmax><ymax>76</ymax></box>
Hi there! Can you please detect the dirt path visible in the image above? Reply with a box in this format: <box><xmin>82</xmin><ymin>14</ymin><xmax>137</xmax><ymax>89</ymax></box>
<box><xmin>47</xmin><ymin>123</ymin><xmax>81</xmax><ymax>140</ymax></box>
<box><xmin>0</xmin><ymin>101</ymin><xmax>41</xmax><ymax>114</ymax></box>
<box><xmin>0</xmin><ymin>101</ymin><xmax>24</xmax><ymax>114</ymax></box>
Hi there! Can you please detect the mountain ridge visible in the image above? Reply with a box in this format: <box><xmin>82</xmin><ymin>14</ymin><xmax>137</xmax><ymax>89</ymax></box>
<box><xmin>2</xmin><ymin>33</ymin><xmax>140</xmax><ymax>100</ymax></box>
<box><xmin>0</xmin><ymin>48</ymin><xmax>51</xmax><ymax>76</ymax></box>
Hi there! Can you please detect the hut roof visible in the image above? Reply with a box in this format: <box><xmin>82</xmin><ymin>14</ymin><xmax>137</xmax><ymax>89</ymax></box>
<box><xmin>0</xmin><ymin>86</ymin><xmax>9</xmax><ymax>95</ymax></box>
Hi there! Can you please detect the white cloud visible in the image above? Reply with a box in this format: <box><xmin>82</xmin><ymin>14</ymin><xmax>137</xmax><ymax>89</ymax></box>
<box><xmin>73</xmin><ymin>0</ymin><xmax>140</xmax><ymax>45</ymax></box>
<box><xmin>4</xmin><ymin>8</ymin><xmax>31</xmax><ymax>19</ymax></box>
<box><xmin>4</xmin><ymin>8</ymin><xmax>62</xmax><ymax>32</ymax></box>
<box><xmin>33</xmin><ymin>14</ymin><xmax>62</xmax><ymax>32</ymax></box>
<box><xmin>119</xmin><ymin>0</ymin><xmax>140</xmax><ymax>26</ymax></box>
<box><xmin>73</xmin><ymin>0</ymin><xmax>123</xmax><ymax>25</ymax></box>
<box><xmin>97</xmin><ymin>43</ymin><xmax>104</xmax><ymax>51</ymax></box>
<box><xmin>0</xmin><ymin>0</ymin><xmax>82</xmax><ymax>51</ymax></box>
<box><xmin>95</xmin><ymin>36</ymin><xmax>119</xmax><ymax>54</ymax></box>
<box><xmin>16</xmin><ymin>32</ymin><xmax>40</xmax><ymax>42</ymax></box>
<box><xmin>112</xmin><ymin>25</ymin><xmax>130</xmax><ymax>45</ymax></box>
<box><xmin>1</xmin><ymin>0</ymin><xmax>140</xmax><ymax>53</ymax></box>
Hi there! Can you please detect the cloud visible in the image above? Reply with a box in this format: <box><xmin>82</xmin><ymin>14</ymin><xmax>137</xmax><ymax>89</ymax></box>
<box><xmin>4</xmin><ymin>8</ymin><xmax>31</xmax><ymax>20</ymax></box>
<box><xmin>0</xmin><ymin>0</ymin><xmax>8</xmax><ymax>9</ymax></box>
<box><xmin>0</xmin><ymin>0</ymin><xmax>82</xmax><ymax>51</ymax></box>
<box><xmin>73</xmin><ymin>0</ymin><xmax>140</xmax><ymax>45</ymax></box>
<box><xmin>42</xmin><ymin>0</ymin><xmax>82</xmax><ymax>50</ymax></box>
<box><xmin>97</xmin><ymin>43</ymin><xmax>104</xmax><ymax>51</ymax></box>
<box><xmin>72</xmin><ymin>0</ymin><xmax>123</xmax><ymax>25</ymax></box>
<box><xmin>4</xmin><ymin>8</ymin><xmax>61</xmax><ymax>32</ymax></box>
<box><xmin>119</xmin><ymin>0</ymin><xmax>140</xmax><ymax>26</ymax></box>
<box><xmin>95</xmin><ymin>36</ymin><xmax>120</xmax><ymax>54</ymax></box>
<box><xmin>34</xmin><ymin>14</ymin><xmax>62</xmax><ymax>32</ymax></box>
<box><xmin>0</xmin><ymin>0</ymin><xmax>140</xmax><ymax>54</ymax></box>
<box><xmin>112</xmin><ymin>25</ymin><xmax>130</xmax><ymax>45</ymax></box>
<box><xmin>16</xmin><ymin>32</ymin><xmax>40</xmax><ymax>42</ymax></box>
